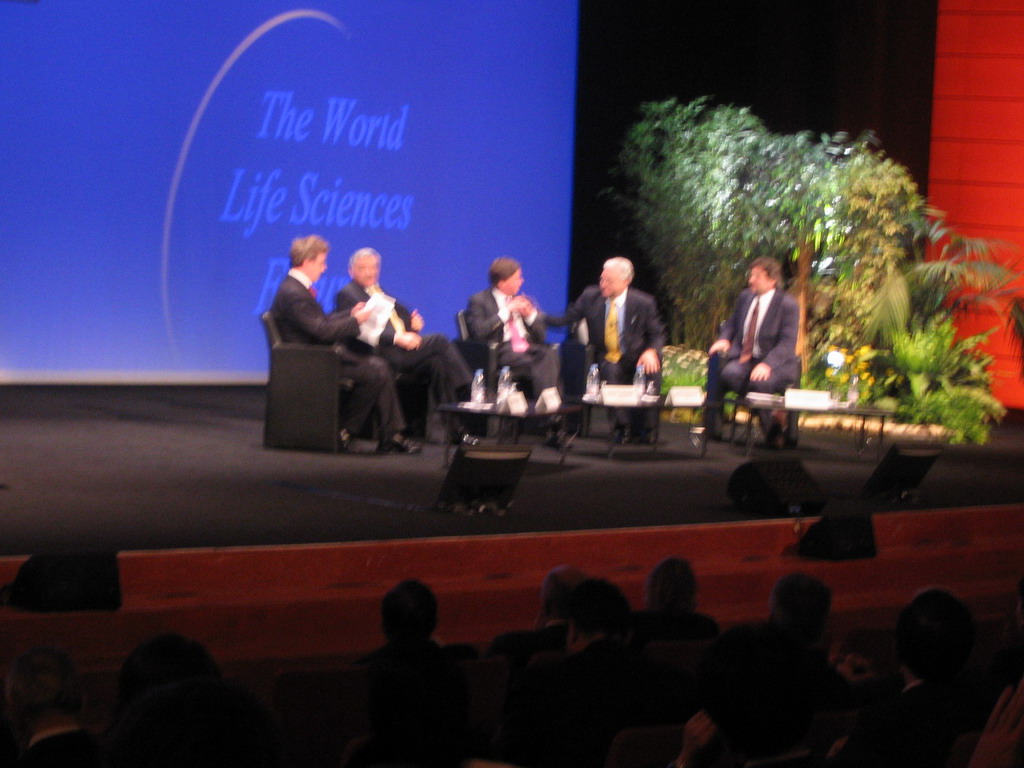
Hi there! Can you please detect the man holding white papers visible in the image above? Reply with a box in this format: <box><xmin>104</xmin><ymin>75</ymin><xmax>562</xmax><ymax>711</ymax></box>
<box><xmin>335</xmin><ymin>247</ymin><xmax>473</xmax><ymax>436</ymax></box>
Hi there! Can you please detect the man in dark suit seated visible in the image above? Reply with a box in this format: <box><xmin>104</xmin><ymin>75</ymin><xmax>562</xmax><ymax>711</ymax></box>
<box><xmin>334</xmin><ymin>247</ymin><xmax>473</xmax><ymax>442</ymax></box>
<box><xmin>4</xmin><ymin>647</ymin><xmax>102</xmax><ymax>768</ymax></box>
<box><xmin>269</xmin><ymin>234</ymin><xmax>420</xmax><ymax>453</ymax></box>
<box><xmin>486</xmin><ymin>564</ymin><xmax>587</xmax><ymax>677</ymax></box>
<box><xmin>545</xmin><ymin>256</ymin><xmax>666</xmax><ymax>443</ymax></box>
<box><xmin>828</xmin><ymin>588</ymin><xmax>993</xmax><ymax>768</ymax></box>
<box><xmin>628</xmin><ymin>556</ymin><xmax>718</xmax><ymax>651</ymax></box>
<box><xmin>498</xmin><ymin>578</ymin><xmax>700</xmax><ymax>768</ymax></box>
<box><xmin>707</xmin><ymin>256</ymin><xmax>800</xmax><ymax>448</ymax></box>
<box><xmin>465</xmin><ymin>256</ymin><xmax>561</xmax><ymax>394</ymax></box>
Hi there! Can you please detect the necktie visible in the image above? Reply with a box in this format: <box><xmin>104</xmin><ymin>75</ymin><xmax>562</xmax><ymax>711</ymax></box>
<box><xmin>740</xmin><ymin>296</ymin><xmax>760</xmax><ymax>363</ymax></box>
<box><xmin>309</xmin><ymin>285</ymin><xmax>318</xmax><ymax>300</ymax></box>
<box><xmin>369</xmin><ymin>285</ymin><xmax>406</xmax><ymax>334</ymax></box>
<box><xmin>508</xmin><ymin>298</ymin><xmax>529</xmax><ymax>353</ymax></box>
<box><xmin>605</xmin><ymin>300</ymin><xmax>621</xmax><ymax>363</ymax></box>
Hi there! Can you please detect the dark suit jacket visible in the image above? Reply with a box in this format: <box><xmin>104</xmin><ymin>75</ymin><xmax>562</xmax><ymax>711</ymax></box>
<box><xmin>499</xmin><ymin>638</ymin><xmax>700</xmax><ymax>768</ymax></box>
<box><xmin>334</xmin><ymin>281</ymin><xmax>414</xmax><ymax>351</ymax></box>
<box><xmin>17</xmin><ymin>729</ymin><xmax>101</xmax><ymax>768</ymax></box>
<box><xmin>546</xmin><ymin>285</ymin><xmax>665</xmax><ymax>365</ymax></box>
<box><xmin>269</xmin><ymin>275</ymin><xmax>366</xmax><ymax>364</ymax></box>
<box><xmin>832</xmin><ymin>679</ymin><xmax>991</xmax><ymax>768</ymax></box>
<box><xmin>466</xmin><ymin>289</ymin><xmax>548</xmax><ymax>345</ymax></box>
<box><xmin>717</xmin><ymin>288</ymin><xmax>799</xmax><ymax>381</ymax></box>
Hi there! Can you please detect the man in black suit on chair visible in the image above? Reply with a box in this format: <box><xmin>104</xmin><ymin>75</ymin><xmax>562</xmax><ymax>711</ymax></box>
<box><xmin>545</xmin><ymin>256</ymin><xmax>666</xmax><ymax>443</ymax></box>
<box><xmin>269</xmin><ymin>235</ymin><xmax>420</xmax><ymax>453</ymax></box>
<box><xmin>334</xmin><ymin>247</ymin><xmax>473</xmax><ymax>441</ymax></box>
<box><xmin>707</xmin><ymin>256</ymin><xmax>800</xmax><ymax>447</ymax></box>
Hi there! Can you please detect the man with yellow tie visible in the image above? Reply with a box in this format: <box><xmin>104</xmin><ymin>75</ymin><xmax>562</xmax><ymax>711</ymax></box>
<box><xmin>335</xmin><ymin>247</ymin><xmax>473</xmax><ymax>440</ymax></box>
<box><xmin>546</xmin><ymin>257</ymin><xmax>665</xmax><ymax>443</ymax></box>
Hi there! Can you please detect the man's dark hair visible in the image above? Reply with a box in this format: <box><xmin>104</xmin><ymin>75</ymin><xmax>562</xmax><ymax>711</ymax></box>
<box><xmin>117</xmin><ymin>633</ymin><xmax>221</xmax><ymax>712</ymax></box>
<box><xmin>750</xmin><ymin>256</ymin><xmax>783</xmax><ymax>285</ymax></box>
<box><xmin>644</xmin><ymin>557</ymin><xmax>697</xmax><ymax>613</ymax></box>
<box><xmin>488</xmin><ymin>257</ymin><xmax>521</xmax><ymax>287</ymax></box>
<box><xmin>769</xmin><ymin>572</ymin><xmax>832</xmax><ymax>646</ymax></box>
<box><xmin>381</xmin><ymin>580</ymin><xmax>438</xmax><ymax>642</ymax></box>
<box><xmin>539</xmin><ymin>565</ymin><xmax>587</xmax><ymax>621</ymax></box>
<box><xmin>698</xmin><ymin>624</ymin><xmax>813</xmax><ymax>759</ymax></box>
<box><xmin>895</xmin><ymin>588</ymin><xmax>975</xmax><ymax>682</ymax></box>
<box><xmin>564</xmin><ymin>578</ymin><xmax>631</xmax><ymax>639</ymax></box>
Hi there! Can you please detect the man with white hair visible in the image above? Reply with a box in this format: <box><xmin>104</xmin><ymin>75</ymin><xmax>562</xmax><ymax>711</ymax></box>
<box><xmin>335</xmin><ymin>247</ymin><xmax>473</xmax><ymax>440</ymax></box>
<box><xmin>547</xmin><ymin>256</ymin><xmax>665</xmax><ymax>442</ymax></box>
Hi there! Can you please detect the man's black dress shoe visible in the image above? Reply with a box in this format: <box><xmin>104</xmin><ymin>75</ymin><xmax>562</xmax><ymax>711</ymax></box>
<box><xmin>450</xmin><ymin>431</ymin><xmax>480</xmax><ymax>446</ymax></box>
<box><xmin>377</xmin><ymin>434</ymin><xmax>422</xmax><ymax>454</ymax></box>
<box><xmin>338</xmin><ymin>429</ymin><xmax>353</xmax><ymax>451</ymax></box>
<box><xmin>765</xmin><ymin>424</ymin><xmax>786</xmax><ymax>450</ymax></box>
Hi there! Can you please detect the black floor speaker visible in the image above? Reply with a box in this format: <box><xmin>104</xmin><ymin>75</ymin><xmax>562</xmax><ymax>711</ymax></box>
<box><xmin>437</xmin><ymin>444</ymin><xmax>532</xmax><ymax>516</ymax></box>
<box><xmin>799</xmin><ymin>515</ymin><xmax>876</xmax><ymax>560</ymax></box>
<box><xmin>727</xmin><ymin>460</ymin><xmax>827</xmax><ymax>517</ymax></box>
<box><xmin>2</xmin><ymin>552</ymin><xmax>121</xmax><ymax>612</ymax></box>
<box><xmin>863</xmin><ymin>444</ymin><xmax>941</xmax><ymax>499</ymax></box>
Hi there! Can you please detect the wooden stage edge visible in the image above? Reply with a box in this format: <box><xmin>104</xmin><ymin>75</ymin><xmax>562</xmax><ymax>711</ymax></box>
<box><xmin>1</xmin><ymin>503</ymin><xmax>1022</xmax><ymax>673</ymax></box>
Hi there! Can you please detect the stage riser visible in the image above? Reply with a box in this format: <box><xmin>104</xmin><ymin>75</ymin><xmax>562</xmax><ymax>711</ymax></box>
<box><xmin>1</xmin><ymin>506</ymin><xmax>1021</xmax><ymax>674</ymax></box>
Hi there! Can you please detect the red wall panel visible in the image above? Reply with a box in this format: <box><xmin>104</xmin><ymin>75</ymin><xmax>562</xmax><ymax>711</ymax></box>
<box><xmin>930</xmin><ymin>0</ymin><xmax>1024</xmax><ymax>407</ymax></box>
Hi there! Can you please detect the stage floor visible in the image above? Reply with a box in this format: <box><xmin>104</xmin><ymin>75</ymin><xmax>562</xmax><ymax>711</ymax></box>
<box><xmin>1</xmin><ymin>385</ymin><xmax>1023</xmax><ymax>557</ymax></box>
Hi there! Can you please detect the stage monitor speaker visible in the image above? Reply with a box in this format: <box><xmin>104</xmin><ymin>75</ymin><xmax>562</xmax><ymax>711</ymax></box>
<box><xmin>437</xmin><ymin>444</ymin><xmax>532</xmax><ymax>516</ymax></box>
<box><xmin>799</xmin><ymin>515</ymin><xmax>876</xmax><ymax>560</ymax></box>
<box><xmin>1</xmin><ymin>552</ymin><xmax>121</xmax><ymax>612</ymax></box>
<box><xmin>727</xmin><ymin>460</ymin><xmax>827</xmax><ymax>518</ymax></box>
<box><xmin>862</xmin><ymin>444</ymin><xmax>941</xmax><ymax>500</ymax></box>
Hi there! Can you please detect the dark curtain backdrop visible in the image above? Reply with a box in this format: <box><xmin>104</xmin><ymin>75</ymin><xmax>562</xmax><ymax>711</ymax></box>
<box><xmin>569</xmin><ymin>0</ymin><xmax>938</xmax><ymax>304</ymax></box>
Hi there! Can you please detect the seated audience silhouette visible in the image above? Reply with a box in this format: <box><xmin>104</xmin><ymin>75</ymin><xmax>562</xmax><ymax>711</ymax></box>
<box><xmin>767</xmin><ymin>572</ymin><xmax>875</xmax><ymax>710</ymax></box>
<box><xmin>3</xmin><ymin>646</ymin><xmax>101</xmax><ymax>768</ymax></box>
<box><xmin>347</xmin><ymin>579</ymin><xmax>478</xmax><ymax>768</ymax></box>
<box><xmin>105</xmin><ymin>677</ymin><xmax>282</xmax><ymax>768</ymax></box>
<box><xmin>359</xmin><ymin>579</ymin><xmax>476</xmax><ymax>665</ymax></box>
<box><xmin>828</xmin><ymin>587</ymin><xmax>993</xmax><ymax>768</ymax></box>
<box><xmin>498</xmin><ymin>578</ymin><xmax>700</xmax><ymax>768</ymax></box>
<box><xmin>110</xmin><ymin>632</ymin><xmax>221</xmax><ymax>732</ymax></box>
<box><xmin>673</xmin><ymin>623</ymin><xmax>817</xmax><ymax>768</ymax></box>
<box><xmin>628</xmin><ymin>556</ymin><xmax>718</xmax><ymax>650</ymax></box>
<box><xmin>486</xmin><ymin>565</ymin><xmax>587</xmax><ymax>674</ymax></box>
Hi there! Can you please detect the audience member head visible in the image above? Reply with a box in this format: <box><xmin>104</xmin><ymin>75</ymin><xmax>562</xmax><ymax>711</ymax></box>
<box><xmin>537</xmin><ymin>565</ymin><xmax>587</xmax><ymax>628</ymax></box>
<box><xmin>4</xmin><ymin>646</ymin><xmax>84</xmax><ymax>747</ymax></box>
<box><xmin>106</xmin><ymin>677</ymin><xmax>282</xmax><ymax>768</ymax></box>
<box><xmin>117</xmin><ymin>632</ymin><xmax>221</xmax><ymax>713</ymax></box>
<box><xmin>768</xmin><ymin>572</ymin><xmax>832</xmax><ymax>646</ymax></box>
<box><xmin>381</xmin><ymin>579</ymin><xmax>438</xmax><ymax>643</ymax></box>
<box><xmin>564</xmin><ymin>578</ymin><xmax>631</xmax><ymax>649</ymax></box>
<box><xmin>895</xmin><ymin>587</ymin><xmax>975</xmax><ymax>683</ymax></box>
<box><xmin>644</xmin><ymin>557</ymin><xmax>698</xmax><ymax>614</ymax></box>
<box><xmin>698</xmin><ymin>623</ymin><xmax>813</xmax><ymax>761</ymax></box>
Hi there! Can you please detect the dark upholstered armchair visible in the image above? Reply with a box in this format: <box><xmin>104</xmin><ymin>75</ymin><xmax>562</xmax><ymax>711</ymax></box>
<box><xmin>260</xmin><ymin>312</ymin><xmax>354</xmax><ymax>452</ymax></box>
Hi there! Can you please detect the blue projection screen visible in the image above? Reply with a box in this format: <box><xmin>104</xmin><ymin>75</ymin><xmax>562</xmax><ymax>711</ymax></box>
<box><xmin>0</xmin><ymin>2</ymin><xmax>578</xmax><ymax>382</ymax></box>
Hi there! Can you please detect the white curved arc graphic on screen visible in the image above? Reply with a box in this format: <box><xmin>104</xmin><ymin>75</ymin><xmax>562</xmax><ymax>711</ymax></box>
<box><xmin>161</xmin><ymin>9</ymin><xmax>349</xmax><ymax>359</ymax></box>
